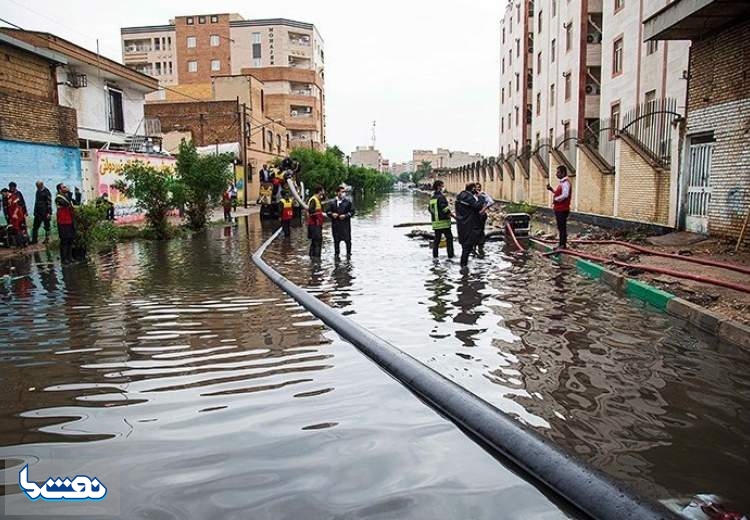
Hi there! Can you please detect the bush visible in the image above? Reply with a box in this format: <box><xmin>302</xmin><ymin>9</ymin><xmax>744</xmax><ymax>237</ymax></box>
<box><xmin>175</xmin><ymin>139</ymin><xmax>234</xmax><ymax>231</ymax></box>
<box><xmin>74</xmin><ymin>202</ymin><xmax>116</xmax><ymax>253</ymax></box>
<box><xmin>114</xmin><ymin>161</ymin><xmax>180</xmax><ymax>239</ymax></box>
<box><xmin>504</xmin><ymin>201</ymin><xmax>538</xmax><ymax>214</ymax></box>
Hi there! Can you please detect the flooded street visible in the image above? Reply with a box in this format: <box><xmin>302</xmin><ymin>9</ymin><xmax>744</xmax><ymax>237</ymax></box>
<box><xmin>1</xmin><ymin>192</ymin><xmax>749</xmax><ymax>517</ymax></box>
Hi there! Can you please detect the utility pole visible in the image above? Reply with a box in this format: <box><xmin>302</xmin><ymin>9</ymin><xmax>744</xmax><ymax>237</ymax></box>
<box><xmin>238</xmin><ymin>98</ymin><xmax>248</xmax><ymax>208</ymax></box>
<box><xmin>371</xmin><ymin>120</ymin><xmax>376</xmax><ymax>148</ymax></box>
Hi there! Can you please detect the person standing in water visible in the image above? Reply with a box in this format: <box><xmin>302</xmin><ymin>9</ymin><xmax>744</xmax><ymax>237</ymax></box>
<box><xmin>455</xmin><ymin>182</ymin><xmax>486</xmax><ymax>267</ymax></box>
<box><xmin>326</xmin><ymin>185</ymin><xmax>355</xmax><ymax>257</ymax></box>
<box><xmin>306</xmin><ymin>185</ymin><xmax>325</xmax><ymax>258</ymax></box>
<box><xmin>428</xmin><ymin>180</ymin><xmax>454</xmax><ymax>259</ymax></box>
<box><xmin>547</xmin><ymin>165</ymin><xmax>572</xmax><ymax>250</ymax></box>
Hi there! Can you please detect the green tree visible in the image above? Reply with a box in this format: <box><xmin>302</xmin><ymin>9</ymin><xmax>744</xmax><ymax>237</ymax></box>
<box><xmin>398</xmin><ymin>171</ymin><xmax>412</xmax><ymax>183</ymax></box>
<box><xmin>290</xmin><ymin>147</ymin><xmax>348</xmax><ymax>193</ymax></box>
<box><xmin>412</xmin><ymin>161</ymin><xmax>432</xmax><ymax>184</ymax></box>
<box><xmin>113</xmin><ymin>160</ymin><xmax>180</xmax><ymax>239</ymax></box>
<box><xmin>175</xmin><ymin>139</ymin><xmax>234</xmax><ymax>230</ymax></box>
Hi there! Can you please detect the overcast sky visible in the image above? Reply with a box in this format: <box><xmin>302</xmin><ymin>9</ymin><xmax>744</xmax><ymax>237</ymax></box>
<box><xmin>1</xmin><ymin>0</ymin><xmax>502</xmax><ymax>163</ymax></box>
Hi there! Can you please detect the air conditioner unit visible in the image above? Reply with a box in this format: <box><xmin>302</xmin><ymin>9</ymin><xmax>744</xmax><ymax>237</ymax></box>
<box><xmin>291</xmin><ymin>110</ymin><xmax>298</xmax><ymax>116</ymax></box>
<box><xmin>80</xmin><ymin>150</ymin><xmax>91</xmax><ymax>160</ymax></box>
<box><xmin>587</xmin><ymin>34</ymin><xmax>595</xmax><ymax>43</ymax></box>
<box><xmin>585</xmin><ymin>84</ymin><xmax>595</xmax><ymax>95</ymax></box>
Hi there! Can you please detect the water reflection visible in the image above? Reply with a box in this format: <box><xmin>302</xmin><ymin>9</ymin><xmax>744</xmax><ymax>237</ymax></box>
<box><xmin>0</xmin><ymin>211</ymin><xmax>570</xmax><ymax>519</ymax></box>
<box><xmin>265</xmin><ymin>192</ymin><xmax>750</xmax><ymax>513</ymax></box>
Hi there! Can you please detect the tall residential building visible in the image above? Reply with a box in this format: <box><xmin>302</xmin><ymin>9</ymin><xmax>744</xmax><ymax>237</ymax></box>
<box><xmin>498</xmin><ymin>0</ymin><xmax>533</xmax><ymax>158</ymax></box>
<box><xmin>121</xmin><ymin>15</ymin><xmax>325</xmax><ymax>148</ymax></box>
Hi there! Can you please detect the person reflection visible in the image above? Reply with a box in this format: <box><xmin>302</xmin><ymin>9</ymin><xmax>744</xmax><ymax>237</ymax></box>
<box><xmin>453</xmin><ymin>271</ymin><xmax>487</xmax><ymax>347</ymax></box>
<box><xmin>329</xmin><ymin>258</ymin><xmax>355</xmax><ymax>310</ymax></box>
<box><xmin>425</xmin><ymin>263</ymin><xmax>454</xmax><ymax>322</ymax></box>
<box><xmin>34</xmin><ymin>250</ymin><xmax>58</xmax><ymax>293</ymax></box>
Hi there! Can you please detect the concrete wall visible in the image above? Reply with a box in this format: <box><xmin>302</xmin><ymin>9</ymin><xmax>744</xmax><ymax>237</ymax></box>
<box><xmin>0</xmin><ymin>140</ymin><xmax>82</xmax><ymax>205</ymax></box>
<box><xmin>529</xmin><ymin>157</ymin><xmax>550</xmax><ymax>206</ymax></box>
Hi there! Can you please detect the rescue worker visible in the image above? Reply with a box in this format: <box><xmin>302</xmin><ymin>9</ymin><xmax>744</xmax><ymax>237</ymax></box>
<box><xmin>428</xmin><ymin>180</ymin><xmax>454</xmax><ymax>259</ymax></box>
<box><xmin>55</xmin><ymin>183</ymin><xmax>75</xmax><ymax>264</ymax></box>
<box><xmin>326</xmin><ymin>185</ymin><xmax>355</xmax><ymax>257</ymax></box>
<box><xmin>306</xmin><ymin>185</ymin><xmax>325</xmax><ymax>258</ymax></box>
<box><xmin>475</xmin><ymin>182</ymin><xmax>493</xmax><ymax>257</ymax></box>
<box><xmin>221</xmin><ymin>187</ymin><xmax>233</xmax><ymax>222</ymax></box>
<box><xmin>31</xmin><ymin>180</ymin><xmax>52</xmax><ymax>245</ymax></box>
<box><xmin>455</xmin><ymin>182</ymin><xmax>486</xmax><ymax>267</ymax></box>
<box><xmin>279</xmin><ymin>191</ymin><xmax>295</xmax><ymax>238</ymax></box>
<box><xmin>547</xmin><ymin>165</ymin><xmax>572</xmax><ymax>250</ymax></box>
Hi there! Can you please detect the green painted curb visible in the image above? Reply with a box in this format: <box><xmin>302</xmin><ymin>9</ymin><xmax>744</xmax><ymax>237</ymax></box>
<box><xmin>575</xmin><ymin>259</ymin><xmax>604</xmax><ymax>280</ymax></box>
<box><xmin>625</xmin><ymin>279</ymin><xmax>675</xmax><ymax>311</ymax></box>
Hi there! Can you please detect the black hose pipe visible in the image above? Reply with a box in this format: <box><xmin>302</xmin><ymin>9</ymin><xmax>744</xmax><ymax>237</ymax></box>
<box><xmin>252</xmin><ymin>229</ymin><xmax>680</xmax><ymax>520</ymax></box>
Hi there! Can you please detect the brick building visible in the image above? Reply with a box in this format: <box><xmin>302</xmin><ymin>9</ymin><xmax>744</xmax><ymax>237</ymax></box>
<box><xmin>0</xmin><ymin>32</ymin><xmax>80</xmax><ymax>203</ymax></box>
<box><xmin>645</xmin><ymin>0</ymin><xmax>750</xmax><ymax>241</ymax></box>
<box><xmin>146</xmin><ymin>73</ymin><xmax>290</xmax><ymax>204</ymax></box>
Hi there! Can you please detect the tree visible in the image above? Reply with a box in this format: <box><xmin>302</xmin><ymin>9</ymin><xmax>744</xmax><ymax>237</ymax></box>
<box><xmin>113</xmin><ymin>160</ymin><xmax>180</xmax><ymax>239</ymax></box>
<box><xmin>398</xmin><ymin>171</ymin><xmax>412</xmax><ymax>183</ymax></box>
<box><xmin>412</xmin><ymin>161</ymin><xmax>432</xmax><ymax>184</ymax></box>
<box><xmin>175</xmin><ymin>139</ymin><xmax>234</xmax><ymax>230</ymax></box>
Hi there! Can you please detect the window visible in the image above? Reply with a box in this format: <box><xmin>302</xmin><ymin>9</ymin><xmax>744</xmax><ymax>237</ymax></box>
<box><xmin>277</xmin><ymin>134</ymin><xmax>282</xmax><ymax>151</ymax></box>
<box><xmin>537</xmin><ymin>52</ymin><xmax>542</xmax><ymax>74</ymax></box>
<box><xmin>509</xmin><ymin>15</ymin><xmax>513</xmax><ymax>33</ymax></box>
<box><xmin>516</xmin><ymin>5</ymin><xmax>520</xmax><ymax>22</ymax></box>
<box><xmin>154</xmin><ymin>38</ymin><xmax>161</xmax><ymax>51</ymax></box>
<box><xmin>552</xmin><ymin>0</ymin><xmax>557</xmax><ymax>16</ymax></box>
<box><xmin>186</xmin><ymin>17</ymin><xmax>194</xmax><ymax>25</ymax></box>
<box><xmin>508</xmin><ymin>113</ymin><xmax>511</xmax><ymax>129</ymax></box>
<box><xmin>646</xmin><ymin>39</ymin><xmax>658</xmax><ymax>55</ymax></box>
<box><xmin>252</xmin><ymin>58</ymin><xmax>261</xmax><ymax>67</ymax></box>
<box><xmin>167</xmin><ymin>37</ymin><xmax>172</xmax><ymax>49</ymax></box>
<box><xmin>551</xmin><ymin>39</ymin><xmax>556</xmax><ymax>62</ymax></box>
<box><xmin>210</xmin><ymin>35</ymin><xmax>220</xmax><ymax>46</ymax></box>
<box><xmin>198</xmin><ymin>16</ymin><xmax>206</xmax><ymax>24</ymax></box>
<box><xmin>502</xmin><ymin>27</ymin><xmax>505</xmax><ymax>44</ymax></box>
<box><xmin>210</xmin><ymin>15</ymin><xmax>219</xmax><ymax>23</ymax></box>
<box><xmin>613</xmin><ymin>37</ymin><xmax>624</xmax><ymax>75</ymax></box>
<box><xmin>168</xmin><ymin>62</ymin><xmax>173</xmax><ymax>74</ymax></box>
<box><xmin>501</xmin><ymin>117</ymin><xmax>504</xmax><ymax>133</ymax></box>
<box><xmin>563</xmin><ymin>121</ymin><xmax>570</xmax><ymax>148</ymax></box>
<box><xmin>516</xmin><ymin>38</ymin><xmax>520</xmax><ymax>57</ymax></box>
<box><xmin>501</xmin><ymin>87</ymin><xmax>505</xmax><ymax>103</ymax></box>
<box><xmin>565</xmin><ymin>23</ymin><xmax>572</xmax><ymax>51</ymax></box>
<box><xmin>644</xmin><ymin>90</ymin><xmax>656</xmax><ymax>128</ymax></box>
<box><xmin>106</xmin><ymin>88</ymin><xmax>124</xmax><ymax>132</ymax></box>
<box><xmin>536</xmin><ymin>92</ymin><xmax>541</xmax><ymax>115</ymax></box>
<box><xmin>515</xmin><ymin>107</ymin><xmax>519</xmax><ymax>126</ymax></box>
<box><xmin>516</xmin><ymin>73</ymin><xmax>520</xmax><ymax>92</ymax></box>
<box><xmin>564</xmin><ymin>73</ymin><xmax>571</xmax><ymax>100</ymax></box>
<box><xmin>155</xmin><ymin>62</ymin><xmax>162</xmax><ymax>75</ymax></box>
<box><xmin>614</xmin><ymin>0</ymin><xmax>624</xmax><ymax>11</ymax></box>
<box><xmin>252</xmin><ymin>32</ymin><xmax>261</xmax><ymax>44</ymax></box>
<box><xmin>536</xmin><ymin>132</ymin><xmax>541</xmax><ymax>147</ymax></box>
<box><xmin>502</xmin><ymin>58</ymin><xmax>505</xmax><ymax>74</ymax></box>
<box><xmin>610</xmin><ymin>102</ymin><xmax>621</xmax><ymax>139</ymax></box>
<box><xmin>550</xmin><ymin>84</ymin><xmax>555</xmax><ymax>106</ymax></box>
<box><xmin>187</xmin><ymin>60</ymin><xmax>197</xmax><ymax>72</ymax></box>
<box><xmin>187</xmin><ymin>36</ymin><xmax>196</xmax><ymax>48</ymax></box>
<box><xmin>509</xmin><ymin>49</ymin><xmax>512</xmax><ymax>66</ymax></box>
<box><xmin>266</xmin><ymin>130</ymin><xmax>273</xmax><ymax>150</ymax></box>
<box><xmin>211</xmin><ymin>59</ymin><xmax>220</xmax><ymax>71</ymax></box>
<box><xmin>538</xmin><ymin>11</ymin><xmax>542</xmax><ymax>33</ymax></box>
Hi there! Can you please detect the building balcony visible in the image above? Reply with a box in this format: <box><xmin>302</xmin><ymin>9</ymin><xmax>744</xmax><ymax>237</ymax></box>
<box><xmin>290</xmin><ymin>105</ymin><xmax>313</xmax><ymax>118</ymax></box>
<box><xmin>585</xmin><ymin>94</ymin><xmax>600</xmax><ymax>119</ymax></box>
<box><xmin>586</xmin><ymin>42</ymin><xmax>602</xmax><ymax>65</ymax></box>
<box><xmin>123</xmin><ymin>52</ymin><xmax>149</xmax><ymax>64</ymax></box>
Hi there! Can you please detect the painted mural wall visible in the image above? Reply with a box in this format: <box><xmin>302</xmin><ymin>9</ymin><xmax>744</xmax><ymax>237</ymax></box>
<box><xmin>0</xmin><ymin>139</ymin><xmax>82</xmax><ymax>209</ymax></box>
<box><xmin>94</xmin><ymin>150</ymin><xmax>177</xmax><ymax>223</ymax></box>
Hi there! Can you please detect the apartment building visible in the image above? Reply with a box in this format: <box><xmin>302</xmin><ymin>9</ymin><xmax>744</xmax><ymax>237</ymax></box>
<box><xmin>413</xmin><ymin>148</ymin><xmax>483</xmax><ymax>169</ymax></box>
<box><xmin>498</xmin><ymin>0</ymin><xmax>533</xmax><ymax>158</ymax></box>
<box><xmin>350</xmin><ymin>146</ymin><xmax>382</xmax><ymax>171</ymax></box>
<box><xmin>121</xmin><ymin>15</ymin><xmax>325</xmax><ymax>148</ymax></box>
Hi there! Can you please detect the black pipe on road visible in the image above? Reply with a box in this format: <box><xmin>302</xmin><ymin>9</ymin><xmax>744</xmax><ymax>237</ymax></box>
<box><xmin>252</xmin><ymin>229</ymin><xmax>681</xmax><ymax>520</ymax></box>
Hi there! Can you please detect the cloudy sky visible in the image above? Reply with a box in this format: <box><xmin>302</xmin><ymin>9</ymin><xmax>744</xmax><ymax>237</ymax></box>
<box><xmin>1</xmin><ymin>0</ymin><xmax>502</xmax><ymax>163</ymax></box>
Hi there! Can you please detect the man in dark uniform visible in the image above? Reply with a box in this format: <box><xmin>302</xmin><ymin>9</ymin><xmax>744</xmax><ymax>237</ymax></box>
<box><xmin>428</xmin><ymin>180</ymin><xmax>454</xmax><ymax>259</ymax></box>
<box><xmin>31</xmin><ymin>180</ymin><xmax>52</xmax><ymax>244</ymax></box>
<box><xmin>455</xmin><ymin>182</ymin><xmax>486</xmax><ymax>267</ymax></box>
<box><xmin>326</xmin><ymin>185</ymin><xmax>355</xmax><ymax>257</ymax></box>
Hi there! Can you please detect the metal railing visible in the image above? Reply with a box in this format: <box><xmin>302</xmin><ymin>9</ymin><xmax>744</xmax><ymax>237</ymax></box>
<box><xmin>535</xmin><ymin>138</ymin><xmax>551</xmax><ymax>172</ymax></box>
<box><xmin>582</xmin><ymin>118</ymin><xmax>616</xmax><ymax>169</ymax></box>
<box><xmin>555</xmin><ymin>131</ymin><xmax>578</xmax><ymax>170</ymax></box>
<box><xmin>620</xmin><ymin>97</ymin><xmax>680</xmax><ymax>167</ymax></box>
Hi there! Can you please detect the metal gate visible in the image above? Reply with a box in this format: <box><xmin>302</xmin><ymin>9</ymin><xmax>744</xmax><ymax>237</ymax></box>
<box><xmin>685</xmin><ymin>141</ymin><xmax>714</xmax><ymax>234</ymax></box>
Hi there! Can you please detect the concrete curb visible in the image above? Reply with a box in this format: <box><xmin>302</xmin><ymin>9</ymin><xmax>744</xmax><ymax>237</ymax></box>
<box><xmin>528</xmin><ymin>239</ymin><xmax>749</xmax><ymax>350</ymax></box>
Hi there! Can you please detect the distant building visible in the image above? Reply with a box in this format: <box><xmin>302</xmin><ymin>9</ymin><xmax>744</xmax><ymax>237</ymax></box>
<box><xmin>390</xmin><ymin>162</ymin><xmax>415</xmax><ymax>176</ymax></box>
<box><xmin>350</xmin><ymin>145</ymin><xmax>382</xmax><ymax>170</ymax></box>
<box><xmin>121</xmin><ymin>14</ymin><xmax>325</xmax><ymax>149</ymax></box>
<box><xmin>412</xmin><ymin>148</ymin><xmax>482</xmax><ymax>169</ymax></box>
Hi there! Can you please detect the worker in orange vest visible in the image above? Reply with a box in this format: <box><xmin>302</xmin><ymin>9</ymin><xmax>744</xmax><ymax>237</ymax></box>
<box><xmin>547</xmin><ymin>165</ymin><xmax>572</xmax><ymax>250</ymax></box>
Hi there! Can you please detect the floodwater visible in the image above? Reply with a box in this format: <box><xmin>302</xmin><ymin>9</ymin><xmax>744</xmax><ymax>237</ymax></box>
<box><xmin>0</xmin><ymin>192</ymin><xmax>748</xmax><ymax>518</ymax></box>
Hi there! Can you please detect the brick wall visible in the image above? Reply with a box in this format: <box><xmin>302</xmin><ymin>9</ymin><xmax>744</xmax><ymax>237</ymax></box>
<box><xmin>146</xmin><ymin>100</ymin><xmax>238</xmax><ymax>147</ymax></box>
<box><xmin>615</xmin><ymin>138</ymin><xmax>670</xmax><ymax>224</ymax></box>
<box><xmin>0</xmin><ymin>92</ymin><xmax>78</xmax><ymax>147</ymax></box>
<box><xmin>0</xmin><ymin>42</ymin><xmax>55</xmax><ymax>102</ymax></box>
<box><xmin>684</xmin><ymin>18</ymin><xmax>750</xmax><ymax>241</ymax></box>
<box><xmin>576</xmin><ymin>147</ymin><xmax>615</xmax><ymax>216</ymax></box>
<box><xmin>175</xmin><ymin>14</ymin><xmax>232</xmax><ymax>84</ymax></box>
<box><xmin>688</xmin><ymin>19</ymin><xmax>750</xmax><ymax>113</ymax></box>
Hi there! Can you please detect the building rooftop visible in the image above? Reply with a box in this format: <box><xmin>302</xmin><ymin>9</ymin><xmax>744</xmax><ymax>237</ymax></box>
<box><xmin>121</xmin><ymin>17</ymin><xmax>316</xmax><ymax>35</ymax></box>
<box><xmin>644</xmin><ymin>0</ymin><xmax>750</xmax><ymax>41</ymax></box>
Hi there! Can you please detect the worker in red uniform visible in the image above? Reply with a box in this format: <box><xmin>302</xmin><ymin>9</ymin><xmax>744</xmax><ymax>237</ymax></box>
<box><xmin>547</xmin><ymin>165</ymin><xmax>572</xmax><ymax>250</ymax></box>
<box><xmin>279</xmin><ymin>191</ymin><xmax>295</xmax><ymax>238</ymax></box>
<box><xmin>306</xmin><ymin>186</ymin><xmax>325</xmax><ymax>258</ymax></box>
<box><xmin>55</xmin><ymin>183</ymin><xmax>75</xmax><ymax>264</ymax></box>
